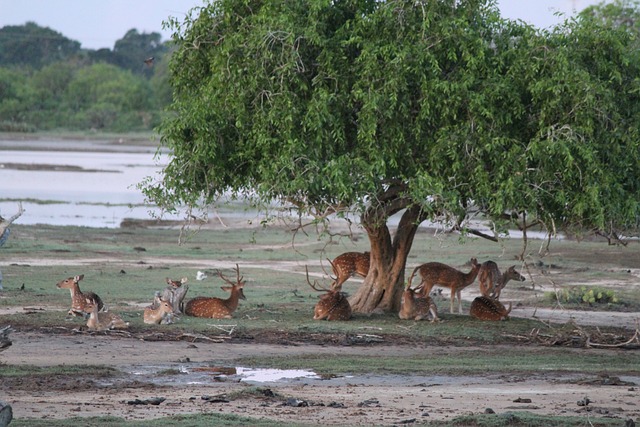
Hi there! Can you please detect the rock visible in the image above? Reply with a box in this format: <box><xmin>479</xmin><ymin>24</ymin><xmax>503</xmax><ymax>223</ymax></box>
<box><xmin>0</xmin><ymin>401</ymin><xmax>13</xmax><ymax>427</ymax></box>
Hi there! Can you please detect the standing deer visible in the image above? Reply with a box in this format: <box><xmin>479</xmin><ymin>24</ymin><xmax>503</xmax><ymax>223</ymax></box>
<box><xmin>306</xmin><ymin>266</ymin><xmax>352</xmax><ymax>321</ymax></box>
<box><xmin>144</xmin><ymin>294</ymin><xmax>175</xmax><ymax>325</ymax></box>
<box><xmin>85</xmin><ymin>301</ymin><xmax>129</xmax><ymax>331</ymax></box>
<box><xmin>469</xmin><ymin>296</ymin><xmax>512</xmax><ymax>321</ymax></box>
<box><xmin>408</xmin><ymin>258</ymin><xmax>481</xmax><ymax>314</ymax></box>
<box><xmin>56</xmin><ymin>274</ymin><xmax>104</xmax><ymax>317</ymax></box>
<box><xmin>399</xmin><ymin>283</ymin><xmax>439</xmax><ymax>322</ymax></box>
<box><xmin>478</xmin><ymin>261</ymin><xmax>525</xmax><ymax>299</ymax></box>
<box><xmin>184</xmin><ymin>265</ymin><xmax>246</xmax><ymax>319</ymax></box>
<box><xmin>329</xmin><ymin>251</ymin><xmax>370</xmax><ymax>290</ymax></box>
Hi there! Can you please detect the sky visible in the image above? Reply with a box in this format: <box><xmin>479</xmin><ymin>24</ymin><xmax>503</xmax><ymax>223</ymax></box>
<box><xmin>0</xmin><ymin>0</ymin><xmax>609</xmax><ymax>50</ymax></box>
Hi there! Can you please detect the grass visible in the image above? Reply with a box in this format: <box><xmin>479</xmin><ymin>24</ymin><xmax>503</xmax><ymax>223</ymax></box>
<box><xmin>2</xmin><ymin>223</ymin><xmax>639</xmax><ymax>426</ymax></box>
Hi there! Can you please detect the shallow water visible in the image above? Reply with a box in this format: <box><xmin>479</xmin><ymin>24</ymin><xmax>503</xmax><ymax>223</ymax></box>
<box><xmin>0</xmin><ymin>139</ymin><xmax>181</xmax><ymax>228</ymax></box>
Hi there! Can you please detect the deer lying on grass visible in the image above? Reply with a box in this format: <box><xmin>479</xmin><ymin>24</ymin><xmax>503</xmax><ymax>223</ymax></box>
<box><xmin>478</xmin><ymin>261</ymin><xmax>525</xmax><ymax>299</ymax></box>
<box><xmin>399</xmin><ymin>283</ymin><xmax>439</xmax><ymax>322</ymax></box>
<box><xmin>329</xmin><ymin>251</ymin><xmax>370</xmax><ymax>290</ymax></box>
<box><xmin>85</xmin><ymin>301</ymin><xmax>129</xmax><ymax>331</ymax></box>
<box><xmin>408</xmin><ymin>258</ymin><xmax>481</xmax><ymax>314</ymax></box>
<box><xmin>306</xmin><ymin>266</ymin><xmax>352</xmax><ymax>321</ymax></box>
<box><xmin>469</xmin><ymin>296</ymin><xmax>512</xmax><ymax>321</ymax></box>
<box><xmin>144</xmin><ymin>294</ymin><xmax>175</xmax><ymax>325</ymax></box>
<box><xmin>184</xmin><ymin>265</ymin><xmax>246</xmax><ymax>319</ymax></box>
<box><xmin>56</xmin><ymin>274</ymin><xmax>104</xmax><ymax>317</ymax></box>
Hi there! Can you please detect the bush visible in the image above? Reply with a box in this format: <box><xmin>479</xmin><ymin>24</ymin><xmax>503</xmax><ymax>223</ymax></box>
<box><xmin>546</xmin><ymin>286</ymin><xmax>620</xmax><ymax>306</ymax></box>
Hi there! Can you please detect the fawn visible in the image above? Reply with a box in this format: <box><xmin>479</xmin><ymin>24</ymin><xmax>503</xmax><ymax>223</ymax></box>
<box><xmin>408</xmin><ymin>258</ymin><xmax>481</xmax><ymax>314</ymax></box>
<box><xmin>184</xmin><ymin>265</ymin><xmax>246</xmax><ymax>319</ymax></box>
<box><xmin>85</xmin><ymin>301</ymin><xmax>129</xmax><ymax>330</ymax></box>
<box><xmin>469</xmin><ymin>296</ymin><xmax>512</xmax><ymax>321</ymax></box>
<box><xmin>144</xmin><ymin>295</ymin><xmax>175</xmax><ymax>325</ymax></box>
<box><xmin>329</xmin><ymin>251</ymin><xmax>370</xmax><ymax>290</ymax></box>
<box><xmin>306</xmin><ymin>266</ymin><xmax>352</xmax><ymax>321</ymax></box>
<box><xmin>56</xmin><ymin>274</ymin><xmax>104</xmax><ymax>317</ymax></box>
<box><xmin>399</xmin><ymin>283</ymin><xmax>439</xmax><ymax>322</ymax></box>
<box><xmin>478</xmin><ymin>261</ymin><xmax>525</xmax><ymax>299</ymax></box>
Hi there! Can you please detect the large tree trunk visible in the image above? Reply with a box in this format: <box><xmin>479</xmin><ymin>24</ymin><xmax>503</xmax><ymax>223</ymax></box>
<box><xmin>349</xmin><ymin>204</ymin><xmax>425</xmax><ymax>313</ymax></box>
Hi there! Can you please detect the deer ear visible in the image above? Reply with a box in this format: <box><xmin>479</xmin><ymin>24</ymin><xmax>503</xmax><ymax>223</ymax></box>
<box><xmin>181</xmin><ymin>277</ymin><xmax>188</xmax><ymax>284</ymax></box>
<box><xmin>166</xmin><ymin>278</ymin><xmax>172</xmax><ymax>284</ymax></box>
<box><xmin>75</xmin><ymin>274</ymin><xmax>84</xmax><ymax>282</ymax></box>
<box><xmin>221</xmin><ymin>286</ymin><xmax>232</xmax><ymax>292</ymax></box>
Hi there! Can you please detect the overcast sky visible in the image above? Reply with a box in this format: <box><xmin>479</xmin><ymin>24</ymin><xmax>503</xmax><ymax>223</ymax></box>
<box><xmin>0</xmin><ymin>0</ymin><xmax>608</xmax><ymax>50</ymax></box>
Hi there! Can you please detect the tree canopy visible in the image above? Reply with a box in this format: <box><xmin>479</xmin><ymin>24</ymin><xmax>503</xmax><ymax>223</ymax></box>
<box><xmin>146</xmin><ymin>0</ymin><xmax>640</xmax><ymax>313</ymax></box>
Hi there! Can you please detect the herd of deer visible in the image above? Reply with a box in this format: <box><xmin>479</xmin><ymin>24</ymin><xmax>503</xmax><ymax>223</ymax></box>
<box><xmin>55</xmin><ymin>267</ymin><xmax>246</xmax><ymax>331</ymax></box>
<box><xmin>306</xmin><ymin>252</ymin><xmax>525</xmax><ymax>322</ymax></box>
<box><xmin>55</xmin><ymin>252</ymin><xmax>524</xmax><ymax>331</ymax></box>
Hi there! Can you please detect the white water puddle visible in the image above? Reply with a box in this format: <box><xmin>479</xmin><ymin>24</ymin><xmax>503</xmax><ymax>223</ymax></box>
<box><xmin>121</xmin><ymin>364</ymin><xmax>321</xmax><ymax>386</ymax></box>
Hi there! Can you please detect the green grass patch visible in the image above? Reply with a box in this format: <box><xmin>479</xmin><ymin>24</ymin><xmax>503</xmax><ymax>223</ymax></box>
<box><xmin>0</xmin><ymin>364</ymin><xmax>118</xmax><ymax>378</ymax></box>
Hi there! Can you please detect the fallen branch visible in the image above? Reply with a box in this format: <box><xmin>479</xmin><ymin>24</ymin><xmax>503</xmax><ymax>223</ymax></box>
<box><xmin>177</xmin><ymin>332</ymin><xmax>229</xmax><ymax>343</ymax></box>
<box><xmin>586</xmin><ymin>327</ymin><xmax>640</xmax><ymax>349</ymax></box>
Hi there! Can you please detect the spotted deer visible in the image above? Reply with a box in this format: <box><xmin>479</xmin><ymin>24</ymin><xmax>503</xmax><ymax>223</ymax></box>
<box><xmin>160</xmin><ymin>277</ymin><xmax>189</xmax><ymax>314</ymax></box>
<box><xmin>478</xmin><ymin>261</ymin><xmax>525</xmax><ymax>299</ymax></box>
<box><xmin>85</xmin><ymin>301</ymin><xmax>129</xmax><ymax>331</ymax></box>
<box><xmin>408</xmin><ymin>258</ymin><xmax>481</xmax><ymax>314</ymax></box>
<box><xmin>306</xmin><ymin>266</ymin><xmax>352</xmax><ymax>321</ymax></box>
<box><xmin>399</xmin><ymin>283</ymin><xmax>439</xmax><ymax>322</ymax></box>
<box><xmin>469</xmin><ymin>296</ymin><xmax>512</xmax><ymax>321</ymax></box>
<box><xmin>56</xmin><ymin>274</ymin><xmax>104</xmax><ymax>317</ymax></box>
<box><xmin>184</xmin><ymin>265</ymin><xmax>246</xmax><ymax>319</ymax></box>
<box><xmin>329</xmin><ymin>251</ymin><xmax>370</xmax><ymax>290</ymax></box>
<box><xmin>144</xmin><ymin>294</ymin><xmax>175</xmax><ymax>325</ymax></box>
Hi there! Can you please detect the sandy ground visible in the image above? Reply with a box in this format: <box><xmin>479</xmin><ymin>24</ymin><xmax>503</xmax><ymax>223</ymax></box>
<box><xmin>2</xmin><ymin>330</ymin><xmax>639</xmax><ymax>425</ymax></box>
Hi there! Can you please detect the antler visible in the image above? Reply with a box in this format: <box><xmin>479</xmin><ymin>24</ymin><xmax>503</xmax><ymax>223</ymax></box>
<box><xmin>305</xmin><ymin>266</ymin><xmax>331</xmax><ymax>292</ymax></box>
<box><xmin>217</xmin><ymin>264</ymin><xmax>243</xmax><ymax>285</ymax></box>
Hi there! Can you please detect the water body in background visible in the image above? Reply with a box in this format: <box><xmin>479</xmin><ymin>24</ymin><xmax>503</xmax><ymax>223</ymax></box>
<box><xmin>0</xmin><ymin>138</ymin><xmax>182</xmax><ymax>228</ymax></box>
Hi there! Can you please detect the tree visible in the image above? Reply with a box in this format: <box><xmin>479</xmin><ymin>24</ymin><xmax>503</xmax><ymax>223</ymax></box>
<box><xmin>0</xmin><ymin>22</ymin><xmax>80</xmax><ymax>69</ymax></box>
<box><xmin>144</xmin><ymin>0</ymin><xmax>640</xmax><ymax>313</ymax></box>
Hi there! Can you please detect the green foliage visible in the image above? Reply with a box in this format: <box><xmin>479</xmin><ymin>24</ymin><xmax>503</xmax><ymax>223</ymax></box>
<box><xmin>0</xmin><ymin>22</ymin><xmax>172</xmax><ymax>132</ymax></box>
<box><xmin>546</xmin><ymin>286</ymin><xmax>620</xmax><ymax>306</ymax></box>
<box><xmin>150</xmin><ymin>0</ymin><xmax>640</xmax><ymax>238</ymax></box>
<box><xmin>0</xmin><ymin>22</ymin><xmax>81</xmax><ymax>68</ymax></box>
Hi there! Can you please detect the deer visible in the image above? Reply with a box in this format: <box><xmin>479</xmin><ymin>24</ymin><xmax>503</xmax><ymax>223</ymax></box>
<box><xmin>408</xmin><ymin>258</ymin><xmax>481</xmax><ymax>315</ymax></box>
<box><xmin>184</xmin><ymin>265</ymin><xmax>246</xmax><ymax>319</ymax></box>
<box><xmin>328</xmin><ymin>251</ymin><xmax>370</xmax><ymax>290</ymax></box>
<box><xmin>478</xmin><ymin>261</ymin><xmax>525</xmax><ymax>300</ymax></box>
<box><xmin>469</xmin><ymin>296</ymin><xmax>512</xmax><ymax>321</ymax></box>
<box><xmin>56</xmin><ymin>274</ymin><xmax>104</xmax><ymax>317</ymax></box>
<box><xmin>85</xmin><ymin>300</ymin><xmax>129</xmax><ymax>331</ymax></box>
<box><xmin>306</xmin><ymin>266</ymin><xmax>352</xmax><ymax>321</ymax></box>
<box><xmin>143</xmin><ymin>294</ymin><xmax>175</xmax><ymax>325</ymax></box>
<box><xmin>159</xmin><ymin>277</ymin><xmax>189</xmax><ymax>314</ymax></box>
<box><xmin>399</xmin><ymin>282</ymin><xmax>439</xmax><ymax>322</ymax></box>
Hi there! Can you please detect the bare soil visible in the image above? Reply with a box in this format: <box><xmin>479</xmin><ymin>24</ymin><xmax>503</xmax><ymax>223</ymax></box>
<box><xmin>2</xmin><ymin>250</ymin><xmax>640</xmax><ymax>425</ymax></box>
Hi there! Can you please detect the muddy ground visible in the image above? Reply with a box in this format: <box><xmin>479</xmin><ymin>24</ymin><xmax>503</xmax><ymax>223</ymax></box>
<box><xmin>2</xmin><ymin>248</ymin><xmax>640</xmax><ymax>426</ymax></box>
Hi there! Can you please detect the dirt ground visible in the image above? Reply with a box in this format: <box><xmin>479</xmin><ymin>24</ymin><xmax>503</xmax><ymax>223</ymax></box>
<box><xmin>2</xmin><ymin>252</ymin><xmax>639</xmax><ymax>425</ymax></box>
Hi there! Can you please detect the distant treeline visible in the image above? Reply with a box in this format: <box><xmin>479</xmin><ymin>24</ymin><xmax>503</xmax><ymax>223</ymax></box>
<box><xmin>0</xmin><ymin>22</ymin><xmax>172</xmax><ymax>132</ymax></box>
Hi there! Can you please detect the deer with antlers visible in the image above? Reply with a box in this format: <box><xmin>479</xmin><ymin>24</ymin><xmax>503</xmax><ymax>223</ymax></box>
<box><xmin>408</xmin><ymin>258</ymin><xmax>481</xmax><ymax>314</ymax></box>
<box><xmin>306</xmin><ymin>266</ymin><xmax>352</xmax><ymax>321</ymax></box>
<box><xmin>328</xmin><ymin>251</ymin><xmax>370</xmax><ymax>290</ymax></box>
<box><xmin>184</xmin><ymin>265</ymin><xmax>246</xmax><ymax>319</ymax></box>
